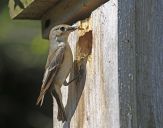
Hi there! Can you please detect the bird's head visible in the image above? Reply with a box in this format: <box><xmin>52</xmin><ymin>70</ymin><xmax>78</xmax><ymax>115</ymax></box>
<box><xmin>49</xmin><ymin>24</ymin><xmax>78</xmax><ymax>41</ymax></box>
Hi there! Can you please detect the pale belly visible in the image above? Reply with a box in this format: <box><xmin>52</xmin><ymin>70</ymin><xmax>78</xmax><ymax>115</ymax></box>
<box><xmin>54</xmin><ymin>45</ymin><xmax>73</xmax><ymax>86</ymax></box>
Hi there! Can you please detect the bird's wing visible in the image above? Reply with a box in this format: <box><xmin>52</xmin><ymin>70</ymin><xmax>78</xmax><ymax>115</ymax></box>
<box><xmin>36</xmin><ymin>42</ymin><xmax>66</xmax><ymax>106</ymax></box>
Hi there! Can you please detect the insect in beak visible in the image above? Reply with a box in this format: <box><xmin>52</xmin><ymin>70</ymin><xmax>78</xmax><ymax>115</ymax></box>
<box><xmin>67</xmin><ymin>25</ymin><xmax>78</xmax><ymax>31</ymax></box>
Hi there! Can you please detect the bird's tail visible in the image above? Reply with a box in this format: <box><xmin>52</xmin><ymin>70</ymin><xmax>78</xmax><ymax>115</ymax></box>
<box><xmin>52</xmin><ymin>89</ymin><xmax>67</xmax><ymax>122</ymax></box>
<box><xmin>36</xmin><ymin>91</ymin><xmax>45</xmax><ymax>106</ymax></box>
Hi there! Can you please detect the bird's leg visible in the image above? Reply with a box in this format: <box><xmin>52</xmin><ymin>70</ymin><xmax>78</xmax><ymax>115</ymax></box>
<box><xmin>64</xmin><ymin>55</ymin><xmax>88</xmax><ymax>86</ymax></box>
<box><xmin>63</xmin><ymin>73</ymin><xmax>81</xmax><ymax>86</ymax></box>
<box><xmin>64</xmin><ymin>60</ymin><xmax>87</xmax><ymax>86</ymax></box>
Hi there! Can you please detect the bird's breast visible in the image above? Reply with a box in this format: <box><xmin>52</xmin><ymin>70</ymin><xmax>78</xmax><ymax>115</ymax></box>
<box><xmin>54</xmin><ymin>44</ymin><xmax>73</xmax><ymax>86</ymax></box>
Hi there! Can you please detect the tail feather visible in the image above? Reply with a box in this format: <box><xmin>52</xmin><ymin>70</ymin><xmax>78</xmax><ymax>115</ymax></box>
<box><xmin>36</xmin><ymin>84</ymin><xmax>67</xmax><ymax>122</ymax></box>
<box><xmin>36</xmin><ymin>91</ymin><xmax>45</xmax><ymax>106</ymax></box>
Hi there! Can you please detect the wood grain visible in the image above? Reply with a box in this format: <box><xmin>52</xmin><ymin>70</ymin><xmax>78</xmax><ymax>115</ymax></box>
<box><xmin>52</xmin><ymin>1</ymin><xmax>120</xmax><ymax>127</ymax></box>
<box><xmin>52</xmin><ymin>0</ymin><xmax>163</xmax><ymax>127</ymax></box>
<box><xmin>135</xmin><ymin>0</ymin><xmax>163</xmax><ymax>127</ymax></box>
<box><xmin>8</xmin><ymin>0</ymin><xmax>58</xmax><ymax>19</ymax></box>
<box><xmin>8</xmin><ymin>0</ymin><xmax>163</xmax><ymax>127</ymax></box>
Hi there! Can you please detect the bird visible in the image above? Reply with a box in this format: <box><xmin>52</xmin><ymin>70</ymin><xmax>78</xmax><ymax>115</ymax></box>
<box><xmin>36</xmin><ymin>24</ymin><xmax>78</xmax><ymax>122</ymax></box>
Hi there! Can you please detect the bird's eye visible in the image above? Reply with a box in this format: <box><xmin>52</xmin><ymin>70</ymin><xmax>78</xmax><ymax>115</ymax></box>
<box><xmin>60</xmin><ymin>27</ymin><xmax>65</xmax><ymax>31</ymax></box>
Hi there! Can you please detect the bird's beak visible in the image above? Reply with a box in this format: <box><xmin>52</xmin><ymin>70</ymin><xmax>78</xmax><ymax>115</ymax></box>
<box><xmin>67</xmin><ymin>25</ymin><xmax>78</xmax><ymax>31</ymax></box>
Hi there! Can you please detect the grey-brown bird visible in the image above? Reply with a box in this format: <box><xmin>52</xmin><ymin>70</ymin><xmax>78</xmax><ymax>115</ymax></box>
<box><xmin>36</xmin><ymin>24</ymin><xmax>77</xmax><ymax>122</ymax></box>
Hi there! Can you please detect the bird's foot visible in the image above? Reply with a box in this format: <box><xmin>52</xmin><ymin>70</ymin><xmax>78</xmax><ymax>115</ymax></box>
<box><xmin>63</xmin><ymin>67</ymin><xmax>84</xmax><ymax>86</ymax></box>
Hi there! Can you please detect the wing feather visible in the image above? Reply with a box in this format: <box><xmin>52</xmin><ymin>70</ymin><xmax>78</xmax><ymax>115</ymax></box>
<box><xmin>36</xmin><ymin>43</ymin><xmax>65</xmax><ymax>106</ymax></box>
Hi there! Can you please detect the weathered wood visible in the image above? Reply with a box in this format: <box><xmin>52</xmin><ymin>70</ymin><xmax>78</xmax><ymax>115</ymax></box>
<box><xmin>8</xmin><ymin>0</ymin><xmax>109</xmax><ymax>37</ymax></box>
<box><xmin>41</xmin><ymin>0</ymin><xmax>109</xmax><ymax>39</ymax></box>
<box><xmin>135</xmin><ymin>0</ymin><xmax>163</xmax><ymax>127</ymax></box>
<box><xmin>52</xmin><ymin>1</ymin><xmax>120</xmax><ymax>127</ymax></box>
<box><xmin>8</xmin><ymin>0</ymin><xmax>58</xmax><ymax>19</ymax></box>
<box><xmin>52</xmin><ymin>0</ymin><xmax>163</xmax><ymax>127</ymax></box>
<box><xmin>118</xmin><ymin>0</ymin><xmax>137</xmax><ymax>127</ymax></box>
<box><xmin>8</xmin><ymin>0</ymin><xmax>163</xmax><ymax>127</ymax></box>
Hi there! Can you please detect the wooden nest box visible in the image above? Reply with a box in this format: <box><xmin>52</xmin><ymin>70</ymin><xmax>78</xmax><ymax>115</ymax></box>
<box><xmin>8</xmin><ymin>1</ymin><xmax>163</xmax><ymax>128</ymax></box>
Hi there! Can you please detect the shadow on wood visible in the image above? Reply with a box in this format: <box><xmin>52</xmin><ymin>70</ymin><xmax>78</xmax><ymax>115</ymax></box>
<box><xmin>63</xmin><ymin>31</ymin><xmax>92</xmax><ymax>127</ymax></box>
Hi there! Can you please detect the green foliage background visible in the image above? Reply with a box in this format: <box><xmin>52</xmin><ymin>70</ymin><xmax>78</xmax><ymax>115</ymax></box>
<box><xmin>0</xmin><ymin>8</ymin><xmax>48</xmax><ymax>69</ymax></box>
<box><xmin>0</xmin><ymin>1</ymin><xmax>52</xmax><ymax>128</ymax></box>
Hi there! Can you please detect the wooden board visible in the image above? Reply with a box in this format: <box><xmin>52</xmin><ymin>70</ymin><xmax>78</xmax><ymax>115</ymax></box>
<box><xmin>8</xmin><ymin>0</ymin><xmax>163</xmax><ymax>127</ymax></box>
<box><xmin>52</xmin><ymin>1</ymin><xmax>120</xmax><ymax>127</ymax></box>
<box><xmin>51</xmin><ymin>0</ymin><xmax>163</xmax><ymax>127</ymax></box>
<box><xmin>8</xmin><ymin>0</ymin><xmax>58</xmax><ymax>19</ymax></box>
<box><xmin>135</xmin><ymin>0</ymin><xmax>163</xmax><ymax>127</ymax></box>
<box><xmin>8</xmin><ymin>0</ymin><xmax>109</xmax><ymax>37</ymax></box>
<box><xmin>41</xmin><ymin>0</ymin><xmax>110</xmax><ymax>39</ymax></box>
